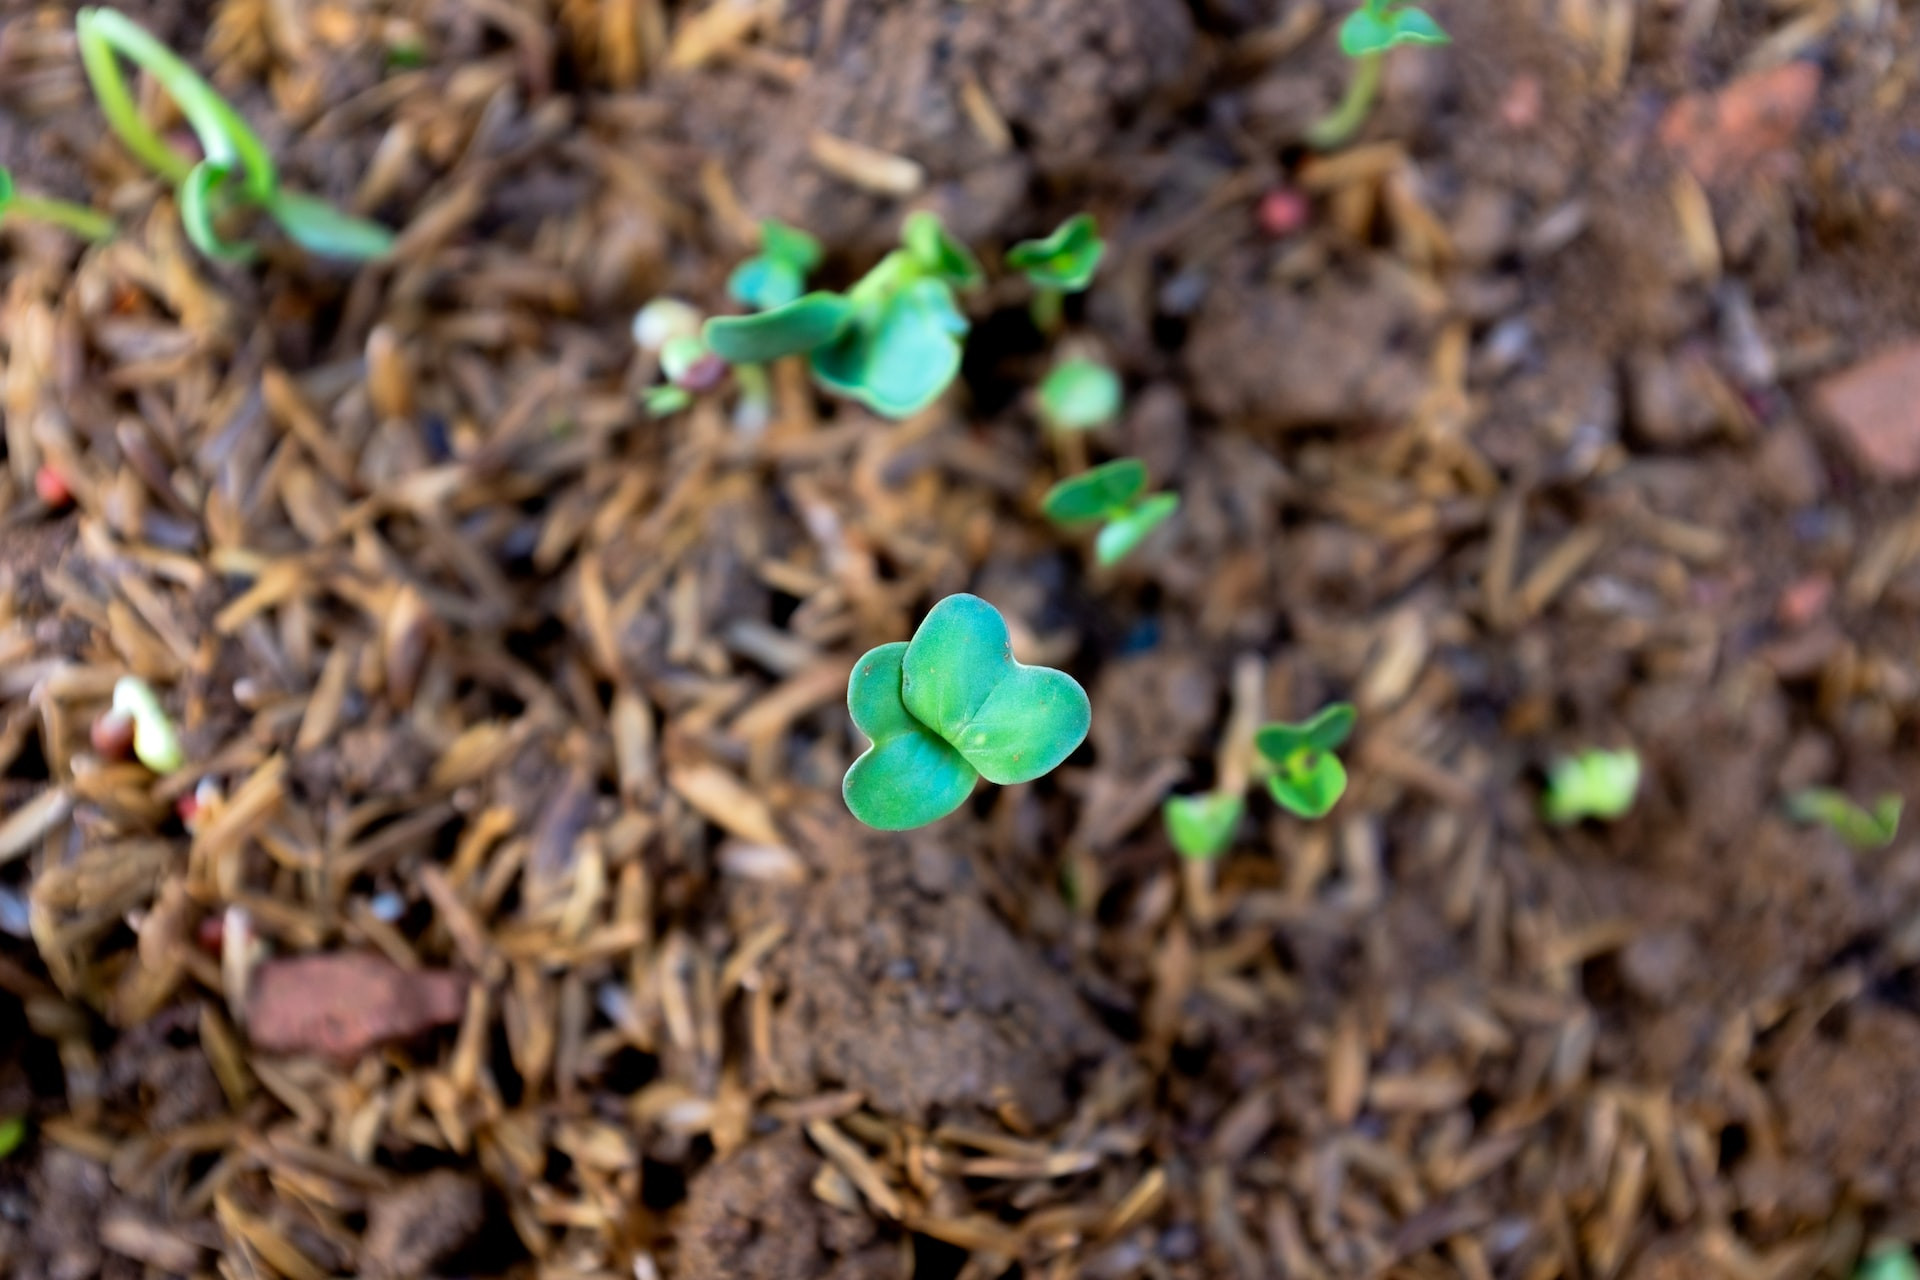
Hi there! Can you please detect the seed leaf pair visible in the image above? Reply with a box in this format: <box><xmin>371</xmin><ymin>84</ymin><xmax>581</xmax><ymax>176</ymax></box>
<box><xmin>844</xmin><ymin>595</ymin><xmax>1090</xmax><ymax>830</ymax></box>
<box><xmin>1006</xmin><ymin>214</ymin><xmax>1104</xmax><ymax>293</ymax></box>
<box><xmin>1339</xmin><ymin>2</ymin><xmax>1449</xmax><ymax>56</ymax></box>
<box><xmin>1042</xmin><ymin>457</ymin><xmax>1180</xmax><ymax>566</ymax></box>
<box><xmin>727</xmin><ymin>219</ymin><xmax>823</xmax><ymax>311</ymax></box>
<box><xmin>1257</xmin><ymin>703</ymin><xmax>1356</xmax><ymax>819</ymax></box>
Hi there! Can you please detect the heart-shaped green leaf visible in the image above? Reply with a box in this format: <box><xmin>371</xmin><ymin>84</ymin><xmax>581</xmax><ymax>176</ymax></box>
<box><xmin>1255</xmin><ymin>703</ymin><xmax>1356</xmax><ymax>762</ymax></box>
<box><xmin>1095</xmin><ymin>492</ymin><xmax>1179</xmax><ymax>566</ymax></box>
<box><xmin>903</xmin><ymin>210</ymin><xmax>984</xmax><ymax>290</ymax></box>
<box><xmin>843</xmin><ymin>641</ymin><xmax>980</xmax><ymax>830</ymax></box>
<box><xmin>1164</xmin><ymin>791</ymin><xmax>1244</xmax><ymax>861</ymax></box>
<box><xmin>1384</xmin><ymin>6</ymin><xmax>1449</xmax><ymax>47</ymax></box>
<box><xmin>265</xmin><ymin>190</ymin><xmax>395</xmax><ymax>261</ymax></box>
<box><xmin>1042</xmin><ymin>458</ymin><xmax>1146</xmax><ymax>524</ymax></box>
<box><xmin>810</xmin><ymin>279</ymin><xmax>965</xmax><ymax>419</ymax></box>
<box><xmin>704</xmin><ymin>292</ymin><xmax>855</xmax><ymax>365</ymax></box>
<box><xmin>901</xmin><ymin>594</ymin><xmax>1089</xmax><ymax>786</ymax></box>
<box><xmin>1005</xmin><ymin>213</ymin><xmax>1104</xmax><ymax>292</ymax></box>
<box><xmin>1039</xmin><ymin>358</ymin><xmax>1123</xmax><ymax>432</ymax></box>
<box><xmin>1267</xmin><ymin>752</ymin><xmax>1348</xmax><ymax>819</ymax></box>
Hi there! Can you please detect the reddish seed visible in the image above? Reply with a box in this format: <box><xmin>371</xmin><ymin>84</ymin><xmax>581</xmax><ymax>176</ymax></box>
<box><xmin>34</xmin><ymin>465</ymin><xmax>72</xmax><ymax>509</ymax></box>
<box><xmin>195</xmin><ymin>914</ymin><xmax>224</xmax><ymax>954</ymax></box>
<box><xmin>1257</xmin><ymin>188</ymin><xmax>1311</xmax><ymax>238</ymax></box>
<box><xmin>176</xmin><ymin>792</ymin><xmax>202</xmax><ymax>825</ymax></box>
<box><xmin>674</xmin><ymin>352</ymin><xmax>730</xmax><ymax>394</ymax></box>
<box><xmin>90</xmin><ymin>709</ymin><xmax>134</xmax><ymax>760</ymax></box>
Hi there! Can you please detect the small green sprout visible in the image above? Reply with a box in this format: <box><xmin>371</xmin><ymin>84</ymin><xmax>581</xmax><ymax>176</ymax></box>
<box><xmin>1788</xmin><ymin>788</ymin><xmax>1903</xmax><ymax>851</ymax></box>
<box><xmin>1543</xmin><ymin>748</ymin><xmax>1641</xmax><ymax>825</ymax></box>
<box><xmin>1041</xmin><ymin>458</ymin><xmax>1180</xmax><ymax>567</ymax></box>
<box><xmin>843</xmin><ymin>594</ymin><xmax>1090</xmax><ymax>831</ymax></box>
<box><xmin>1308</xmin><ymin>1</ymin><xmax>1450</xmax><ymax>151</ymax></box>
<box><xmin>1256</xmin><ymin>703</ymin><xmax>1356</xmax><ymax>820</ymax></box>
<box><xmin>75</xmin><ymin>7</ymin><xmax>394</xmax><ymax>262</ymax></box>
<box><xmin>112</xmin><ymin>675</ymin><xmax>184</xmax><ymax>775</ymax></box>
<box><xmin>0</xmin><ymin>1115</ymin><xmax>24</xmax><ymax>1160</ymax></box>
<box><xmin>728</xmin><ymin>219</ymin><xmax>823</xmax><ymax>311</ymax></box>
<box><xmin>0</xmin><ymin>168</ymin><xmax>115</xmax><ymax>242</ymax></box>
<box><xmin>1163</xmin><ymin>791</ymin><xmax>1245</xmax><ymax>861</ymax></box>
<box><xmin>1006</xmin><ymin>214</ymin><xmax>1105</xmax><ymax>333</ymax></box>
<box><xmin>1038</xmin><ymin>359</ymin><xmax>1123</xmax><ymax>433</ymax></box>
<box><xmin>1857</xmin><ymin>1244</ymin><xmax>1920</xmax><ymax>1280</ymax></box>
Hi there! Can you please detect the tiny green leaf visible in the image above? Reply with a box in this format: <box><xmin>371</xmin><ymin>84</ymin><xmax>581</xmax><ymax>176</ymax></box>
<box><xmin>1384</xmin><ymin>7</ymin><xmax>1449</xmax><ymax>46</ymax></box>
<box><xmin>810</xmin><ymin>279</ymin><xmax>965</xmax><ymax>419</ymax></box>
<box><xmin>1164</xmin><ymin>791</ymin><xmax>1244</xmax><ymax>861</ymax></box>
<box><xmin>178</xmin><ymin>161</ymin><xmax>256</xmax><ymax>263</ymax></box>
<box><xmin>1038</xmin><ymin>359</ymin><xmax>1123</xmax><ymax>432</ymax></box>
<box><xmin>760</xmin><ymin>219</ymin><xmax>822</xmax><ymax>272</ymax></box>
<box><xmin>1787</xmin><ymin>788</ymin><xmax>1903</xmax><ymax>851</ymax></box>
<box><xmin>1338</xmin><ymin>6</ymin><xmax>1394</xmax><ymax>56</ymax></box>
<box><xmin>728</xmin><ymin>257</ymin><xmax>806</xmax><ymax>310</ymax></box>
<box><xmin>1268</xmin><ymin>752</ymin><xmax>1348</xmax><ymax>819</ymax></box>
<box><xmin>1543</xmin><ymin>749</ymin><xmax>1641</xmax><ymax>824</ymax></box>
<box><xmin>1856</xmin><ymin>1245</ymin><xmax>1920</xmax><ymax>1280</ymax></box>
<box><xmin>704</xmin><ymin>292</ymin><xmax>855</xmax><ymax>364</ymax></box>
<box><xmin>901</xmin><ymin>594</ymin><xmax>1090</xmax><ymax>786</ymax></box>
<box><xmin>1005</xmin><ymin>213</ymin><xmax>1104</xmax><ymax>292</ymax></box>
<box><xmin>1041</xmin><ymin>458</ymin><xmax>1147</xmax><ymax>525</ymax></box>
<box><xmin>112</xmin><ymin>675</ymin><xmax>184</xmax><ymax>775</ymax></box>
<box><xmin>643</xmin><ymin>385</ymin><xmax>692</xmax><ymax>417</ymax></box>
<box><xmin>843</xmin><ymin>641</ymin><xmax>980</xmax><ymax>830</ymax></box>
<box><xmin>264</xmin><ymin>190</ymin><xmax>395</xmax><ymax>261</ymax></box>
<box><xmin>903</xmin><ymin>210</ymin><xmax>984</xmax><ymax>290</ymax></box>
<box><xmin>1095</xmin><ymin>492</ymin><xmax>1179</xmax><ymax>566</ymax></box>
<box><xmin>0</xmin><ymin>1115</ymin><xmax>24</xmax><ymax>1160</ymax></box>
<box><xmin>1255</xmin><ymin>703</ymin><xmax>1357</xmax><ymax>762</ymax></box>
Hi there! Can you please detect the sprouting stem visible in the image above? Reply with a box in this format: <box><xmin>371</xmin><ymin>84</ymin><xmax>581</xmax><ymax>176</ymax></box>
<box><xmin>3</xmin><ymin>194</ymin><xmax>114</xmax><ymax>241</ymax></box>
<box><xmin>1031</xmin><ymin>285</ymin><xmax>1063</xmax><ymax>336</ymax></box>
<box><xmin>1307</xmin><ymin>50</ymin><xmax>1384</xmax><ymax>150</ymax></box>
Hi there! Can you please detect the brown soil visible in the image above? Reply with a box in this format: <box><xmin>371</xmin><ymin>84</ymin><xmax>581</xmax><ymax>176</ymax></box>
<box><xmin>3</xmin><ymin>0</ymin><xmax>1920</xmax><ymax>1277</ymax></box>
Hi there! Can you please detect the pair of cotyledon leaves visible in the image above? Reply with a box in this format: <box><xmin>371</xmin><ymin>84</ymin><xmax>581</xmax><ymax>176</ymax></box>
<box><xmin>844</xmin><ymin>595</ymin><xmax>1091</xmax><ymax>830</ymax></box>
<box><xmin>1041</xmin><ymin>457</ymin><xmax>1181</xmax><ymax>567</ymax></box>
<box><xmin>1339</xmin><ymin>2</ymin><xmax>1449</xmax><ymax>57</ymax></box>
<box><xmin>1163</xmin><ymin>703</ymin><xmax>1357</xmax><ymax>860</ymax></box>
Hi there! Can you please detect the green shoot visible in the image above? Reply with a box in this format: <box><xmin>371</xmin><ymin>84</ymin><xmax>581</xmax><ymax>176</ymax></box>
<box><xmin>843</xmin><ymin>594</ymin><xmax>1090</xmax><ymax>830</ymax></box>
<box><xmin>903</xmin><ymin>210</ymin><xmax>985</xmax><ymax>290</ymax></box>
<box><xmin>1041</xmin><ymin>458</ymin><xmax>1179</xmax><ymax>566</ymax></box>
<box><xmin>728</xmin><ymin>219</ymin><xmax>823</xmax><ymax>311</ymax></box>
<box><xmin>1164</xmin><ymin>791</ymin><xmax>1245</xmax><ymax>861</ymax></box>
<box><xmin>1038</xmin><ymin>358</ymin><xmax>1122</xmax><ymax>433</ymax></box>
<box><xmin>0</xmin><ymin>1115</ymin><xmax>24</xmax><ymax>1160</ymax></box>
<box><xmin>1857</xmin><ymin>1245</ymin><xmax>1920</xmax><ymax>1280</ymax></box>
<box><xmin>112</xmin><ymin>675</ymin><xmax>184</xmax><ymax>775</ymax></box>
<box><xmin>0</xmin><ymin>168</ymin><xmax>115</xmax><ymax>241</ymax></box>
<box><xmin>1308</xmin><ymin>1</ymin><xmax>1450</xmax><ymax>151</ymax></box>
<box><xmin>75</xmin><ymin>8</ymin><xmax>394</xmax><ymax>262</ymax></box>
<box><xmin>1788</xmin><ymin>788</ymin><xmax>1903</xmax><ymax>851</ymax></box>
<box><xmin>1256</xmin><ymin>703</ymin><xmax>1355</xmax><ymax>819</ymax></box>
<box><xmin>1006</xmin><ymin>214</ymin><xmax>1104</xmax><ymax>333</ymax></box>
<box><xmin>1543</xmin><ymin>748</ymin><xmax>1640</xmax><ymax>825</ymax></box>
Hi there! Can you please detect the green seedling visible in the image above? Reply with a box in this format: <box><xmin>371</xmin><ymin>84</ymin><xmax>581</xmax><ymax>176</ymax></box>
<box><xmin>76</xmin><ymin>7</ymin><xmax>394</xmax><ymax>262</ymax></box>
<box><xmin>1857</xmin><ymin>1245</ymin><xmax>1920</xmax><ymax>1280</ymax></box>
<box><xmin>0</xmin><ymin>1115</ymin><xmax>24</xmax><ymax>1160</ymax></box>
<box><xmin>112</xmin><ymin>675</ymin><xmax>184</xmax><ymax>775</ymax></box>
<box><xmin>843</xmin><ymin>593</ymin><xmax>1090</xmax><ymax>830</ymax></box>
<box><xmin>1256</xmin><ymin>703</ymin><xmax>1356</xmax><ymax>819</ymax></box>
<box><xmin>1041</xmin><ymin>458</ymin><xmax>1180</xmax><ymax>567</ymax></box>
<box><xmin>1788</xmin><ymin>788</ymin><xmax>1903</xmax><ymax>851</ymax></box>
<box><xmin>1543</xmin><ymin>748</ymin><xmax>1640</xmax><ymax>825</ymax></box>
<box><xmin>1006</xmin><ymin>214</ymin><xmax>1104</xmax><ymax>333</ymax></box>
<box><xmin>1038</xmin><ymin>358</ymin><xmax>1122</xmax><ymax>433</ymax></box>
<box><xmin>0</xmin><ymin>168</ymin><xmax>114</xmax><ymax>241</ymax></box>
<box><xmin>1163</xmin><ymin>791</ymin><xmax>1245</xmax><ymax>861</ymax></box>
<box><xmin>728</xmin><ymin>219</ymin><xmax>823</xmax><ymax>311</ymax></box>
<box><xmin>1308</xmin><ymin>1</ymin><xmax>1450</xmax><ymax>151</ymax></box>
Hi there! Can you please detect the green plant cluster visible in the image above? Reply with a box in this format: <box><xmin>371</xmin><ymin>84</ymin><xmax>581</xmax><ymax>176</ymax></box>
<box><xmin>1163</xmin><ymin>703</ymin><xmax>1357</xmax><ymax>861</ymax></box>
<box><xmin>842</xmin><ymin>595</ymin><xmax>1090</xmax><ymax>831</ymax></box>
<box><xmin>74</xmin><ymin>7</ymin><xmax>393</xmax><ymax>262</ymax></box>
<box><xmin>1309</xmin><ymin>0</ymin><xmax>1451</xmax><ymax>150</ymax></box>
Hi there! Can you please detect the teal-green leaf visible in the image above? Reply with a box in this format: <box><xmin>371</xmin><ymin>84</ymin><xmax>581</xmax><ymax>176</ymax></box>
<box><xmin>1338</xmin><ymin>6</ymin><xmax>1394</xmax><ymax>56</ymax></box>
<box><xmin>1094</xmin><ymin>492</ymin><xmax>1179</xmax><ymax>566</ymax></box>
<box><xmin>842</xmin><ymin>641</ymin><xmax>980</xmax><ymax>830</ymax></box>
<box><xmin>1255</xmin><ymin>702</ymin><xmax>1356</xmax><ymax>763</ymax></box>
<box><xmin>901</xmin><ymin>594</ymin><xmax>1090</xmax><ymax>786</ymax></box>
<box><xmin>1267</xmin><ymin>752</ymin><xmax>1348</xmax><ymax>819</ymax></box>
<box><xmin>1004</xmin><ymin>213</ymin><xmax>1104</xmax><ymax>292</ymax></box>
<box><xmin>266</xmin><ymin>190</ymin><xmax>395</xmax><ymax>261</ymax></box>
<box><xmin>1384</xmin><ymin>6</ymin><xmax>1449</xmax><ymax>46</ymax></box>
<box><xmin>1164</xmin><ymin>791</ymin><xmax>1244</xmax><ymax>861</ymax></box>
<box><xmin>809</xmin><ymin>279</ymin><xmax>965</xmax><ymax>419</ymax></box>
<box><xmin>1041</xmin><ymin>458</ymin><xmax>1147</xmax><ymax>524</ymax></box>
<box><xmin>728</xmin><ymin>257</ymin><xmax>806</xmax><ymax>310</ymax></box>
<box><xmin>1039</xmin><ymin>359</ymin><xmax>1123</xmax><ymax>432</ymax></box>
<box><xmin>704</xmin><ymin>292</ymin><xmax>855</xmax><ymax>364</ymax></box>
<box><xmin>760</xmin><ymin>219</ymin><xmax>822</xmax><ymax>272</ymax></box>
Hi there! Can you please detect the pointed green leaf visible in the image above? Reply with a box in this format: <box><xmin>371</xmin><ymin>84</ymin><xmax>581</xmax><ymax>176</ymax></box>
<box><xmin>1787</xmin><ymin>788</ymin><xmax>1903</xmax><ymax>851</ymax></box>
<box><xmin>901</xmin><ymin>594</ymin><xmax>1090</xmax><ymax>786</ymax></box>
<box><xmin>760</xmin><ymin>219</ymin><xmax>822</xmax><ymax>271</ymax></box>
<box><xmin>1384</xmin><ymin>7</ymin><xmax>1449</xmax><ymax>46</ymax></box>
<box><xmin>1164</xmin><ymin>791</ymin><xmax>1244</xmax><ymax>861</ymax></box>
<box><xmin>1267</xmin><ymin>752</ymin><xmax>1348</xmax><ymax>819</ymax></box>
<box><xmin>704</xmin><ymin>292</ymin><xmax>855</xmax><ymax>364</ymax></box>
<box><xmin>1039</xmin><ymin>359</ymin><xmax>1123</xmax><ymax>432</ymax></box>
<box><xmin>643</xmin><ymin>385</ymin><xmax>692</xmax><ymax>417</ymax></box>
<box><xmin>265</xmin><ymin>190</ymin><xmax>395</xmax><ymax>261</ymax></box>
<box><xmin>1095</xmin><ymin>492</ymin><xmax>1179</xmax><ymax>566</ymax></box>
<box><xmin>903</xmin><ymin>210</ymin><xmax>984</xmax><ymax>289</ymax></box>
<box><xmin>1042</xmin><ymin>458</ymin><xmax>1147</xmax><ymax>525</ymax></box>
<box><xmin>843</xmin><ymin>641</ymin><xmax>979</xmax><ymax>830</ymax></box>
<box><xmin>1337</xmin><ymin>6</ymin><xmax>1395</xmax><ymax>56</ymax></box>
<box><xmin>1005</xmin><ymin>213</ymin><xmax>1104</xmax><ymax>292</ymax></box>
<box><xmin>0</xmin><ymin>1115</ymin><xmax>24</xmax><ymax>1160</ymax></box>
<box><xmin>1255</xmin><ymin>703</ymin><xmax>1356</xmax><ymax>764</ymax></box>
<box><xmin>809</xmin><ymin>279</ymin><xmax>965</xmax><ymax>419</ymax></box>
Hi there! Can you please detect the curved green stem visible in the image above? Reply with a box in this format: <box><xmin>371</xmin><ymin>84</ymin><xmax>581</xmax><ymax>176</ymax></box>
<box><xmin>3</xmin><ymin>195</ymin><xmax>115</xmax><ymax>241</ymax></box>
<box><xmin>1030</xmin><ymin>286</ymin><xmax>1063</xmax><ymax>336</ymax></box>
<box><xmin>1307</xmin><ymin>51</ymin><xmax>1383</xmax><ymax>151</ymax></box>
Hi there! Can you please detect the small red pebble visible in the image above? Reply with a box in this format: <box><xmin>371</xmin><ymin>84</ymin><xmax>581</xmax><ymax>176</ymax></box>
<box><xmin>195</xmin><ymin>914</ymin><xmax>225</xmax><ymax>955</ymax></box>
<box><xmin>1500</xmin><ymin>74</ymin><xmax>1543</xmax><ymax>131</ymax></box>
<box><xmin>1257</xmin><ymin>188</ymin><xmax>1311</xmax><ymax>239</ymax></box>
<box><xmin>90</xmin><ymin>709</ymin><xmax>134</xmax><ymax>760</ymax></box>
<box><xmin>1777</xmin><ymin>574</ymin><xmax>1833</xmax><ymax>629</ymax></box>
<box><xmin>34</xmin><ymin>464</ymin><xmax>72</xmax><ymax>509</ymax></box>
